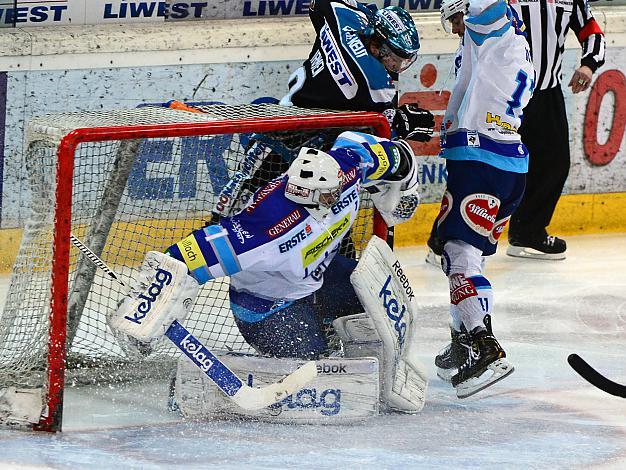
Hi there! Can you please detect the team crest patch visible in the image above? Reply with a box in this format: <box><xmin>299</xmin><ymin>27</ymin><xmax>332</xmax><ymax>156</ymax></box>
<box><xmin>460</xmin><ymin>193</ymin><xmax>500</xmax><ymax>236</ymax></box>
<box><xmin>467</xmin><ymin>130</ymin><xmax>480</xmax><ymax>147</ymax></box>
<box><xmin>436</xmin><ymin>191</ymin><xmax>453</xmax><ymax>226</ymax></box>
<box><xmin>489</xmin><ymin>216</ymin><xmax>510</xmax><ymax>245</ymax></box>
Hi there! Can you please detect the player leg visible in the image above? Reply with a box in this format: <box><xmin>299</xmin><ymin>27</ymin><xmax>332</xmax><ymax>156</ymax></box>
<box><xmin>230</xmin><ymin>290</ymin><xmax>328</xmax><ymax>360</ymax></box>
<box><xmin>312</xmin><ymin>254</ymin><xmax>363</xmax><ymax>349</ymax></box>
<box><xmin>436</xmin><ymin>160</ymin><xmax>517</xmax><ymax>397</ymax></box>
<box><xmin>431</xmin><ymin>188</ymin><xmax>473</xmax><ymax>380</ymax></box>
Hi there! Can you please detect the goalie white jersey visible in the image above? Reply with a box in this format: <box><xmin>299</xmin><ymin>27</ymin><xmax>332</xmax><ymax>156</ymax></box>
<box><xmin>440</xmin><ymin>0</ymin><xmax>535</xmax><ymax>173</ymax></box>
<box><xmin>167</xmin><ymin>131</ymin><xmax>415</xmax><ymax>302</ymax></box>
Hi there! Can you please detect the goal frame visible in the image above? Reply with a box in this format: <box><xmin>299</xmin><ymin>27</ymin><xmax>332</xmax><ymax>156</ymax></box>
<box><xmin>39</xmin><ymin>111</ymin><xmax>391</xmax><ymax>432</ymax></box>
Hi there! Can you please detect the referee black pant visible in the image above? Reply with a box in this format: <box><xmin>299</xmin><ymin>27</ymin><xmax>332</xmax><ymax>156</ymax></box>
<box><xmin>509</xmin><ymin>85</ymin><xmax>570</xmax><ymax>241</ymax></box>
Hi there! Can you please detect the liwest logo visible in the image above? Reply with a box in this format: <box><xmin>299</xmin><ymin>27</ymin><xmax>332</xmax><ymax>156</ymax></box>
<box><xmin>0</xmin><ymin>5</ymin><xmax>67</xmax><ymax>24</ymax></box>
<box><xmin>269</xmin><ymin>388</ymin><xmax>341</xmax><ymax>416</ymax></box>
<box><xmin>103</xmin><ymin>2</ymin><xmax>208</xmax><ymax>20</ymax></box>
<box><xmin>179</xmin><ymin>333</ymin><xmax>214</xmax><ymax>372</ymax></box>
<box><xmin>319</xmin><ymin>22</ymin><xmax>357</xmax><ymax>99</ymax></box>
<box><xmin>379</xmin><ymin>275</ymin><xmax>407</xmax><ymax>347</ymax></box>
<box><xmin>124</xmin><ymin>268</ymin><xmax>172</xmax><ymax>325</ymax></box>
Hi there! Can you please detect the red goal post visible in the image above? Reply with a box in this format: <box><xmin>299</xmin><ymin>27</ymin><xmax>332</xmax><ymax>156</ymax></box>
<box><xmin>0</xmin><ymin>104</ymin><xmax>391</xmax><ymax>432</ymax></box>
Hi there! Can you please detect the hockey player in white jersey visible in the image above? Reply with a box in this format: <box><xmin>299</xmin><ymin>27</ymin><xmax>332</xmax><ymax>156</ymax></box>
<box><xmin>108</xmin><ymin>131</ymin><xmax>427</xmax><ymax>413</ymax></box>
<box><xmin>433</xmin><ymin>0</ymin><xmax>535</xmax><ymax>398</ymax></box>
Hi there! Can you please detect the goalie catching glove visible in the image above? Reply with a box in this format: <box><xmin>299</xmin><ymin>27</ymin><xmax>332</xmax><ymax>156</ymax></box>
<box><xmin>365</xmin><ymin>139</ymin><xmax>420</xmax><ymax>226</ymax></box>
<box><xmin>393</xmin><ymin>104</ymin><xmax>435</xmax><ymax>142</ymax></box>
<box><xmin>108</xmin><ymin>251</ymin><xmax>199</xmax><ymax>343</ymax></box>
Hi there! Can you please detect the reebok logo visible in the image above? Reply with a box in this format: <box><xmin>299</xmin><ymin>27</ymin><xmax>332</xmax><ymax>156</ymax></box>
<box><xmin>124</xmin><ymin>268</ymin><xmax>172</xmax><ymax>325</ymax></box>
<box><xmin>316</xmin><ymin>363</ymin><xmax>348</xmax><ymax>374</ymax></box>
<box><xmin>391</xmin><ymin>260</ymin><xmax>415</xmax><ymax>301</ymax></box>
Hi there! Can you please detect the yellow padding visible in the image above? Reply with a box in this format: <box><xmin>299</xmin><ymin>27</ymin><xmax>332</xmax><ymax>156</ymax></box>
<box><xmin>1</xmin><ymin>192</ymin><xmax>626</xmax><ymax>273</ymax></box>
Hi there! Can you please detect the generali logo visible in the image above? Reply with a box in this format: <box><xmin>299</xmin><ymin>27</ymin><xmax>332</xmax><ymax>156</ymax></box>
<box><xmin>267</xmin><ymin>209</ymin><xmax>303</xmax><ymax>238</ymax></box>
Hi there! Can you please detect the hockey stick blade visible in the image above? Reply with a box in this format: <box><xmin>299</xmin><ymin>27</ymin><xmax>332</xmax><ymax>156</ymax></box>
<box><xmin>568</xmin><ymin>354</ymin><xmax>626</xmax><ymax>398</ymax></box>
<box><xmin>166</xmin><ymin>321</ymin><xmax>317</xmax><ymax>410</ymax></box>
<box><xmin>68</xmin><ymin>234</ymin><xmax>317</xmax><ymax>409</ymax></box>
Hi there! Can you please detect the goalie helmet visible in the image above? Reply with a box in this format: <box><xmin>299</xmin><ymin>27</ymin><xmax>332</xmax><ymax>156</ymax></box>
<box><xmin>285</xmin><ymin>148</ymin><xmax>344</xmax><ymax>221</ymax></box>
<box><xmin>440</xmin><ymin>0</ymin><xmax>469</xmax><ymax>33</ymax></box>
<box><xmin>373</xmin><ymin>6</ymin><xmax>420</xmax><ymax>72</ymax></box>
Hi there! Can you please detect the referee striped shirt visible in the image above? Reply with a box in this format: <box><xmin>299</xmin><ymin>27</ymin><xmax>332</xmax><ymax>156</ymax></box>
<box><xmin>509</xmin><ymin>0</ymin><xmax>606</xmax><ymax>90</ymax></box>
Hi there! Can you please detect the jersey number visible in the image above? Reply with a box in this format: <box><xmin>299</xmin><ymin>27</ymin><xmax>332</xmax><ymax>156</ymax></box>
<box><xmin>506</xmin><ymin>70</ymin><xmax>534</xmax><ymax>117</ymax></box>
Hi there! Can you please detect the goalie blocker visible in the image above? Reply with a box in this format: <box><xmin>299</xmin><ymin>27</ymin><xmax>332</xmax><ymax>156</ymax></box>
<box><xmin>175</xmin><ymin>236</ymin><xmax>427</xmax><ymax>421</ymax></box>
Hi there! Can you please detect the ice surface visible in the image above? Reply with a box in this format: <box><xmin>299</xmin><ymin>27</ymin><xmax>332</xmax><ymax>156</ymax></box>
<box><xmin>1</xmin><ymin>234</ymin><xmax>625</xmax><ymax>469</ymax></box>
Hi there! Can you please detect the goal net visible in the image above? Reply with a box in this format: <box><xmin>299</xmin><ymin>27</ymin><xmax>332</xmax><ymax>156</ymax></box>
<box><xmin>0</xmin><ymin>104</ymin><xmax>390</xmax><ymax>431</ymax></box>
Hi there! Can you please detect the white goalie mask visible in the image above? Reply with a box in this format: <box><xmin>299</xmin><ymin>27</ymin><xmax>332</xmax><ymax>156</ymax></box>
<box><xmin>440</xmin><ymin>0</ymin><xmax>469</xmax><ymax>33</ymax></box>
<box><xmin>285</xmin><ymin>148</ymin><xmax>344</xmax><ymax>221</ymax></box>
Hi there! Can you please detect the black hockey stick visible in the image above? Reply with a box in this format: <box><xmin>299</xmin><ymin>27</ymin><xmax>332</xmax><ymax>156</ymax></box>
<box><xmin>567</xmin><ymin>353</ymin><xmax>626</xmax><ymax>398</ymax></box>
<box><xmin>69</xmin><ymin>233</ymin><xmax>317</xmax><ymax>409</ymax></box>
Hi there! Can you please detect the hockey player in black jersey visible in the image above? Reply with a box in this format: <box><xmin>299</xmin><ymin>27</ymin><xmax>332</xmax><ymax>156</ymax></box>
<box><xmin>280</xmin><ymin>0</ymin><xmax>435</xmax><ymax>143</ymax></box>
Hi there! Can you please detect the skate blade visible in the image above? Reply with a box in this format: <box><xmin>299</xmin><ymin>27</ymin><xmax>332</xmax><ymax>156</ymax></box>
<box><xmin>506</xmin><ymin>246</ymin><xmax>566</xmax><ymax>261</ymax></box>
<box><xmin>455</xmin><ymin>359</ymin><xmax>515</xmax><ymax>399</ymax></box>
<box><xmin>437</xmin><ymin>367</ymin><xmax>456</xmax><ymax>383</ymax></box>
<box><xmin>425</xmin><ymin>249</ymin><xmax>441</xmax><ymax>267</ymax></box>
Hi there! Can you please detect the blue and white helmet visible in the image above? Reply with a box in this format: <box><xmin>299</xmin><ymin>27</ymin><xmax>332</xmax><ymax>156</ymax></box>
<box><xmin>373</xmin><ymin>6</ymin><xmax>420</xmax><ymax>71</ymax></box>
<box><xmin>440</xmin><ymin>0</ymin><xmax>469</xmax><ymax>33</ymax></box>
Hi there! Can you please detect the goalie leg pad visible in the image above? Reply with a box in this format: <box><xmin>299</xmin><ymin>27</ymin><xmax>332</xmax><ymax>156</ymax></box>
<box><xmin>108</xmin><ymin>251</ymin><xmax>199</xmax><ymax>342</ymax></box>
<box><xmin>349</xmin><ymin>236</ymin><xmax>428</xmax><ymax>413</ymax></box>
<box><xmin>175</xmin><ymin>353</ymin><xmax>379</xmax><ymax>423</ymax></box>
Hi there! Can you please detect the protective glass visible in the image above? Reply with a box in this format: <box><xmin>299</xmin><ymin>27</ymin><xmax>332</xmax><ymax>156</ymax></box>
<box><xmin>380</xmin><ymin>43</ymin><xmax>417</xmax><ymax>73</ymax></box>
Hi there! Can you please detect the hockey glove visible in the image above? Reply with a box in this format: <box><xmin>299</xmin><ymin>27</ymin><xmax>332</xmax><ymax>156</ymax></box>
<box><xmin>393</xmin><ymin>104</ymin><xmax>435</xmax><ymax>142</ymax></box>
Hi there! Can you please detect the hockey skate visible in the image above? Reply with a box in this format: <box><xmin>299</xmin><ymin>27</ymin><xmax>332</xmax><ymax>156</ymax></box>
<box><xmin>506</xmin><ymin>234</ymin><xmax>566</xmax><ymax>260</ymax></box>
<box><xmin>435</xmin><ymin>325</ymin><xmax>471</xmax><ymax>383</ymax></box>
<box><xmin>451</xmin><ymin>319</ymin><xmax>514</xmax><ymax>398</ymax></box>
<box><xmin>425</xmin><ymin>233</ymin><xmax>444</xmax><ymax>267</ymax></box>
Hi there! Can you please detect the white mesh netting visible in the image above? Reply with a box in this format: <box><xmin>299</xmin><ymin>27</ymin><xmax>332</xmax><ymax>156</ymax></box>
<box><xmin>0</xmin><ymin>104</ymin><xmax>383</xmax><ymax>410</ymax></box>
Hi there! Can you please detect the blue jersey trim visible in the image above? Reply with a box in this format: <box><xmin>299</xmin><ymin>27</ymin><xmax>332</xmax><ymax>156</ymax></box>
<box><xmin>191</xmin><ymin>266</ymin><xmax>213</xmax><ymax>284</ymax></box>
<box><xmin>466</xmin><ymin>1</ymin><xmax>507</xmax><ymax>26</ymax></box>
<box><xmin>445</xmin><ymin>131</ymin><xmax>527</xmax><ymax>157</ymax></box>
<box><xmin>466</xmin><ymin>22</ymin><xmax>510</xmax><ymax>46</ymax></box>
<box><xmin>204</xmin><ymin>225</ymin><xmax>242</xmax><ymax>276</ymax></box>
<box><xmin>230</xmin><ymin>291</ymin><xmax>294</xmax><ymax>323</ymax></box>
<box><xmin>443</xmin><ymin>146</ymin><xmax>528</xmax><ymax>173</ymax></box>
<box><xmin>468</xmin><ymin>275</ymin><xmax>492</xmax><ymax>290</ymax></box>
